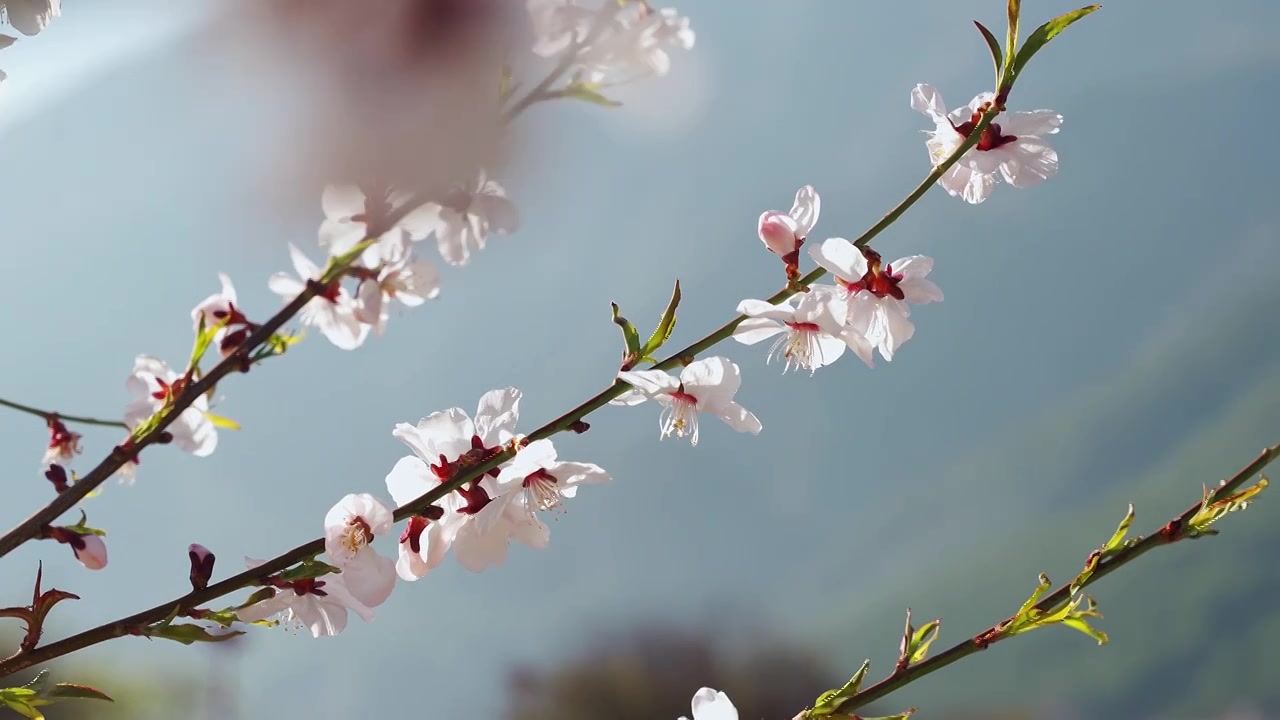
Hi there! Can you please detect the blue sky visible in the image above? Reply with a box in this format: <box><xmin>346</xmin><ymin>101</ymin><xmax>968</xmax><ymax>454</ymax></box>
<box><xmin>0</xmin><ymin>1</ymin><xmax>1278</xmax><ymax>718</ymax></box>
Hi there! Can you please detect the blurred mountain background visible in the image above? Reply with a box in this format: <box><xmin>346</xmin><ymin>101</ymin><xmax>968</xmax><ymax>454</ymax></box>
<box><xmin>0</xmin><ymin>1</ymin><xmax>1277</xmax><ymax>719</ymax></box>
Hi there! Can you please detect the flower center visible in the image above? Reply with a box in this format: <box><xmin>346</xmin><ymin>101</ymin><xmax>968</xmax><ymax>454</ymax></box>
<box><xmin>770</xmin><ymin>322</ymin><xmax>828</xmax><ymax>375</ymax></box>
<box><xmin>840</xmin><ymin>248</ymin><xmax>904</xmax><ymax>300</ymax></box>
<box><xmin>952</xmin><ymin>108</ymin><xmax>1018</xmax><ymax>151</ymax></box>
<box><xmin>340</xmin><ymin>516</ymin><xmax>374</xmax><ymax>555</ymax></box>
<box><xmin>431</xmin><ymin>435</ymin><xmax>504</xmax><ymax>482</ymax></box>
<box><xmin>522</xmin><ymin>469</ymin><xmax>561</xmax><ymax>512</ymax></box>
<box><xmin>659</xmin><ymin>388</ymin><xmax>701</xmax><ymax>444</ymax></box>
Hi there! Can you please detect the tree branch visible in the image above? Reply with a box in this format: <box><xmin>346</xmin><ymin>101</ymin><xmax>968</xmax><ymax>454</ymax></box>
<box><xmin>0</xmin><ymin>398</ymin><xmax>126</xmax><ymax>429</ymax></box>
<box><xmin>821</xmin><ymin>442</ymin><xmax>1280</xmax><ymax>716</ymax></box>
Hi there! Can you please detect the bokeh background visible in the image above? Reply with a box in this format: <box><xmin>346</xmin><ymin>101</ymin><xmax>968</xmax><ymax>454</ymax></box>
<box><xmin>0</xmin><ymin>1</ymin><xmax>1278</xmax><ymax>718</ymax></box>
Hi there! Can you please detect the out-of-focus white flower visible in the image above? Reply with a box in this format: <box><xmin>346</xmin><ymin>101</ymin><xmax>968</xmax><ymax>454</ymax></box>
<box><xmin>912</xmin><ymin>83</ymin><xmax>1062</xmax><ymax>204</ymax></box>
<box><xmin>124</xmin><ymin>356</ymin><xmax>218</xmax><ymax>457</ymax></box>
<box><xmin>678</xmin><ymin>688</ymin><xmax>738</xmax><ymax>720</ymax></box>
<box><xmin>268</xmin><ymin>244</ymin><xmax>370</xmax><ymax>350</ymax></box>
<box><xmin>578</xmin><ymin>5</ymin><xmax>695</xmax><ymax>84</ymax></box>
<box><xmin>615</xmin><ymin>356</ymin><xmax>761</xmax><ymax>446</ymax></box>
<box><xmin>354</xmin><ymin>256</ymin><xmax>441</xmax><ymax>335</ymax></box>
<box><xmin>408</xmin><ymin>172</ymin><xmax>519</xmax><ymax>267</ymax></box>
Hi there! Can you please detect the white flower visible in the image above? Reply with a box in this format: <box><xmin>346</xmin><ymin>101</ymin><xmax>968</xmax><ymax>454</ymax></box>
<box><xmin>678</xmin><ymin>688</ymin><xmax>738</xmax><ymax>720</ymax></box>
<box><xmin>451</xmin><ymin>439</ymin><xmax>608</xmax><ymax>571</ymax></box>
<box><xmin>385</xmin><ymin>388</ymin><xmax>523</xmax><ymax>577</ymax></box>
<box><xmin>41</xmin><ymin>416</ymin><xmax>81</xmax><ymax>468</ymax></box>
<box><xmin>268</xmin><ymin>244</ymin><xmax>370</xmax><ymax>350</ymax></box>
<box><xmin>527</xmin><ymin>0</ymin><xmax>595</xmax><ymax>57</ymax></box>
<box><xmin>318</xmin><ymin>184</ymin><xmax>438</xmax><ymax>268</ymax></box>
<box><xmin>71</xmin><ymin>534</ymin><xmax>107</xmax><ymax>571</ymax></box>
<box><xmin>758</xmin><ymin>185</ymin><xmax>819</xmax><ymax>257</ymax></box>
<box><xmin>191</xmin><ymin>273</ymin><xmax>252</xmax><ymax>358</ymax></box>
<box><xmin>809</xmin><ymin>238</ymin><xmax>943</xmax><ymax>362</ymax></box>
<box><xmin>2</xmin><ymin>0</ymin><xmax>59</xmax><ymax>36</ymax></box>
<box><xmin>911</xmin><ymin>83</ymin><xmax>1062</xmax><ymax>204</ymax></box>
<box><xmin>235</xmin><ymin>558</ymin><xmax>374</xmax><ymax>638</ymax></box>
<box><xmin>732</xmin><ymin>291</ymin><xmax>861</xmax><ymax>373</ymax></box>
<box><xmin>576</xmin><ymin>6</ymin><xmax>694</xmax><ymax>84</ymax></box>
<box><xmin>123</xmin><ymin>355</ymin><xmax>217</xmax><ymax>457</ymax></box>
<box><xmin>409</xmin><ymin>172</ymin><xmax>519</xmax><ymax>267</ymax></box>
<box><xmin>354</xmin><ymin>255</ymin><xmax>441</xmax><ymax>335</ymax></box>
<box><xmin>615</xmin><ymin>356</ymin><xmax>761</xmax><ymax>446</ymax></box>
<box><xmin>323</xmin><ymin>493</ymin><xmax>398</xmax><ymax>607</ymax></box>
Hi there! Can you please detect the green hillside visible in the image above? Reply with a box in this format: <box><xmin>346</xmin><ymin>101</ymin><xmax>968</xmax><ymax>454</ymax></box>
<box><xmin>807</xmin><ymin>278</ymin><xmax>1280</xmax><ymax>717</ymax></box>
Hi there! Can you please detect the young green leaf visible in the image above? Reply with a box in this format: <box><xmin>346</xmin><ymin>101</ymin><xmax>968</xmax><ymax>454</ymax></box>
<box><xmin>202</xmin><ymin>412</ymin><xmax>242</xmax><ymax>431</ymax></box>
<box><xmin>1010</xmin><ymin>5</ymin><xmax>1101</xmax><ymax>84</ymax></box>
<box><xmin>640</xmin><ymin>279</ymin><xmax>682</xmax><ymax>358</ymax></box>
<box><xmin>45</xmin><ymin>684</ymin><xmax>113</xmax><ymax>703</ymax></box>
<box><xmin>809</xmin><ymin>660</ymin><xmax>870</xmax><ymax>717</ymax></box>
<box><xmin>860</xmin><ymin>711</ymin><xmax>916</xmax><ymax>720</ymax></box>
<box><xmin>906</xmin><ymin>619</ymin><xmax>942</xmax><ymax>664</ymax></box>
<box><xmin>611</xmin><ymin>302</ymin><xmax>643</xmax><ymax>366</ymax></box>
<box><xmin>142</xmin><ymin>622</ymin><xmax>245</xmax><ymax>645</ymax></box>
<box><xmin>1071</xmin><ymin>503</ymin><xmax>1137</xmax><ymax>594</ymax></box>
<box><xmin>559</xmin><ymin>81</ymin><xmax>623</xmax><ymax>108</ymax></box>
<box><xmin>1187</xmin><ymin>476</ymin><xmax>1268</xmax><ymax>538</ymax></box>
<box><xmin>973</xmin><ymin>21</ymin><xmax>1004</xmax><ymax>86</ymax></box>
<box><xmin>1004</xmin><ymin>0</ymin><xmax>1022</xmax><ymax>78</ymax></box>
<box><xmin>278</xmin><ymin>558</ymin><xmax>341</xmax><ymax>583</ymax></box>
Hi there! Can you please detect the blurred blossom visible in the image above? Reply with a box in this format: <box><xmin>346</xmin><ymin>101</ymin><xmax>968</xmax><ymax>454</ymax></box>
<box><xmin>225</xmin><ymin>0</ymin><xmax>526</xmax><ymax>208</ymax></box>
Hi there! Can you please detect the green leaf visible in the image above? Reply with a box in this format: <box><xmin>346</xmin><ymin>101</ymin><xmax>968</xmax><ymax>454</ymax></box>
<box><xmin>907</xmin><ymin>619</ymin><xmax>942</xmax><ymax>664</ymax></box>
<box><xmin>1004</xmin><ymin>0</ymin><xmax>1021</xmax><ymax>78</ymax></box>
<box><xmin>278</xmin><ymin>559</ymin><xmax>340</xmax><ymax>583</ymax></box>
<box><xmin>1071</xmin><ymin>503</ymin><xmax>1136</xmax><ymax>594</ymax></box>
<box><xmin>558</xmin><ymin>81</ymin><xmax>622</xmax><ymax>108</ymax></box>
<box><xmin>610</xmin><ymin>302</ymin><xmax>643</xmax><ymax>366</ymax></box>
<box><xmin>809</xmin><ymin>660</ymin><xmax>870</xmax><ymax>717</ymax></box>
<box><xmin>973</xmin><ymin>21</ymin><xmax>1004</xmax><ymax>86</ymax></box>
<box><xmin>64</xmin><ymin>510</ymin><xmax>106</xmax><ymax>537</ymax></box>
<box><xmin>142</xmin><ymin>622</ymin><xmax>245</xmax><ymax>645</ymax></box>
<box><xmin>1010</xmin><ymin>5</ymin><xmax>1101</xmax><ymax>84</ymax></box>
<box><xmin>1014</xmin><ymin>572</ymin><xmax>1052</xmax><ymax>619</ymax></box>
<box><xmin>1187</xmin><ymin>476</ymin><xmax>1268</xmax><ymax>538</ymax></box>
<box><xmin>238</xmin><ymin>587</ymin><xmax>278</xmax><ymax>609</ymax></box>
<box><xmin>499</xmin><ymin>64</ymin><xmax>518</xmax><ymax>101</ymax></box>
<box><xmin>640</xmin><ymin>280</ymin><xmax>682</xmax><ymax>358</ymax></box>
<box><xmin>202</xmin><ymin>411</ymin><xmax>242</xmax><ymax>431</ymax></box>
<box><xmin>0</xmin><ymin>697</ymin><xmax>44</xmax><ymax>720</ymax></box>
<box><xmin>45</xmin><ymin>684</ymin><xmax>113</xmax><ymax>703</ymax></box>
<box><xmin>1102</xmin><ymin>503</ymin><xmax>1136</xmax><ymax>554</ymax></box>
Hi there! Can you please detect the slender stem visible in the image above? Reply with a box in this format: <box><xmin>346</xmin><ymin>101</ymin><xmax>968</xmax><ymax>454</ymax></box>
<box><xmin>0</xmin><ymin>398</ymin><xmax>126</xmax><ymax>429</ymax></box>
<box><xmin>0</xmin><ymin>110</ymin><xmax>996</xmax><ymax>677</ymax></box>
<box><xmin>824</xmin><ymin>442</ymin><xmax>1280</xmax><ymax>715</ymax></box>
<box><xmin>0</xmin><ymin>195</ymin><xmax>427</xmax><ymax>562</ymax></box>
<box><xmin>501</xmin><ymin>4</ymin><xmax>618</xmax><ymax>123</ymax></box>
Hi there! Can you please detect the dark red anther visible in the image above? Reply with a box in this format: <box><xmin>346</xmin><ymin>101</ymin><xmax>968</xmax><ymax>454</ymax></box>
<box><xmin>839</xmin><ymin>247</ymin><xmax>906</xmax><ymax>301</ymax></box>
<box><xmin>951</xmin><ymin>108</ymin><xmax>1018</xmax><ymax>152</ymax></box>
<box><xmin>347</xmin><ymin>516</ymin><xmax>374</xmax><ymax>544</ymax></box>
<box><xmin>522</xmin><ymin>468</ymin><xmax>557</xmax><ymax>489</ymax></box>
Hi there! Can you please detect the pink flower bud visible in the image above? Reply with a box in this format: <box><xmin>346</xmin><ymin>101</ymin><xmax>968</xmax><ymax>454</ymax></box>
<box><xmin>758</xmin><ymin>211</ymin><xmax>801</xmax><ymax>256</ymax></box>
<box><xmin>188</xmin><ymin>543</ymin><xmax>216</xmax><ymax>590</ymax></box>
<box><xmin>73</xmin><ymin>535</ymin><xmax>108</xmax><ymax>571</ymax></box>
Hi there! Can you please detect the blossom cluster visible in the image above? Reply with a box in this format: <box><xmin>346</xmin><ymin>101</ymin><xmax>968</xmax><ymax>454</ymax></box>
<box><xmin>235</xmin><ymin>388</ymin><xmax>608</xmax><ymax>637</ymax></box>
<box><xmin>528</xmin><ymin>0</ymin><xmax>695</xmax><ymax>85</ymax></box>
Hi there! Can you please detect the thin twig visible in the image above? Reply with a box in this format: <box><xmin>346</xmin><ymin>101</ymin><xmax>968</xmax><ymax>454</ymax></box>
<box><xmin>0</xmin><ymin>398</ymin><xmax>126</xmax><ymax>429</ymax></box>
<box><xmin>0</xmin><ymin>194</ymin><xmax>427</xmax><ymax>562</ymax></box>
<box><xmin>822</xmin><ymin>443</ymin><xmax>1280</xmax><ymax>715</ymax></box>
